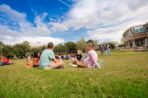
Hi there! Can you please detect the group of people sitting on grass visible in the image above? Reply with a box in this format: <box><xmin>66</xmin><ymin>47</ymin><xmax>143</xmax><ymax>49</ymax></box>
<box><xmin>26</xmin><ymin>42</ymin><xmax>103</xmax><ymax>70</ymax></box>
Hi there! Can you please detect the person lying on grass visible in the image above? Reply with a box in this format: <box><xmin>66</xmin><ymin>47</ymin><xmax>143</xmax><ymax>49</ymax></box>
<box><xmin>71</xmin><ymin>43</ymin><xmax>101</xmax><ymax>68</ymax></box>
<box><xmin>0</xmin><ymin>56</ymin><xmax>14</xmax><ymax>66</ymax></box>
<box><xmin>39</xmin><ymin>42</ymin><xmax>64</xmax><ymax>70</ymax></box>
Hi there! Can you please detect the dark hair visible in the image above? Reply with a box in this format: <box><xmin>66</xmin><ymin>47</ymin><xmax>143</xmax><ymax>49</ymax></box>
<box><xmin>55</xmin><ymin>56</ymin><xmax>60</xmax><ymax>59</ymax></box>
<box><xmin>47</xmin><ymin>42</ymin><xmax>54</xmax><ymax>49</ymax></box>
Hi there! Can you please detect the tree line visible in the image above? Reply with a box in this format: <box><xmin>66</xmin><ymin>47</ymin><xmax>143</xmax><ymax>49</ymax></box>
<box><xmin>0</xmin><ymin>38</ymin><xmax>116</xmax><ymax>59</ymax></box>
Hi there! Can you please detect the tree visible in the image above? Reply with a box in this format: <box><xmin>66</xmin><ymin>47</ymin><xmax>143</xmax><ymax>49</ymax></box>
<box><xmin>65</xmin><ymin>42</ymin><xmax>77</xmax><ymax>53</ymax></box>
<box><xmin>0</xmin><ymin>41</ymin><xmax>4</xmax><ymax>46</ymax></box>
<box><xmin>0</xmin><ymin>42</ymin><xmax>4</xmax><ymax>56</ymax></box>
<box><xmin>13</xmin><ymin>41</ymin><xmax>31</xmax><ymax>58</ymax></box>
<box><xmin>22</xmin><ymin>41</ymin><xmax>31</xmax><ymax>52</ymax></box>
<box><xmin>76</xmin><ymin>38</ymin><xmax>87</xmax><ymax>52</ymax></box>
<box><xmin>118</xmin><ymin>44</ymin><xmax>126</xmax><ymax>48</ymax></box>
<box><xmin>54</xmin><ymin>44</ymin><xmax>68</xmax><ymax>54</ymax></box>
<box><xmin>102</xmin><ymin>42</ymin><xmax>116</xmax><ymax>49</ymax></box>
<box><xmin>107</xmin><ymin>42</ymin><xmax>115</xmax><ymax>49</ymax></box>
<box><xmin>22</xmin><ymin>41</ymin><xmax>30</xmax><ymax>46</ymax></box>
<box><xmin>2</xmin><ymin>45</ymin><xmax>15</xmax><ymax>58</ymax></box>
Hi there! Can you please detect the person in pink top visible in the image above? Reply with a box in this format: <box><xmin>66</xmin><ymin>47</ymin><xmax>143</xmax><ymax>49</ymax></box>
<box><xmin>72</xmin><ymin>43</ymin><xmax>99</xmax><ymax>68</ymax></box>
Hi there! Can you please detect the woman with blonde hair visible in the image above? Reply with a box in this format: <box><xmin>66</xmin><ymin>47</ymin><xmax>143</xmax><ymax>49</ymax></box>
<box><xmin>72</xmin><ymin>43</ymin><xmax>100</xmax><ymax>68</ymax></box>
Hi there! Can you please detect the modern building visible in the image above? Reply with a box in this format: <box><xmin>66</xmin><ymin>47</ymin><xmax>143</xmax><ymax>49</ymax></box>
<box><xmin>122</xmin><ymin>23</ymin><xmax>148</xmax><ymax>51</ymax></box>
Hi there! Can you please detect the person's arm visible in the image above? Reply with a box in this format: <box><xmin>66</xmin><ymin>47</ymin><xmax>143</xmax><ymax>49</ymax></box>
<box><xmin>50</xmin><ymin>51</ymin><xmax>62</xmax><ymax>63</ymax></box>
<box><xmin>48</xmin><ymin>51</ymin><xmax>56</xmax><ymax>62</ymax></box>
<box><xmin>83</xmin><ymin>54</ymin><xmax>89</xmax><ymax>62</ymax></box>
<box><xmin>52</xmin><ymin>58</ymin><xmax>60</xmax><ymax>63</ymax></box>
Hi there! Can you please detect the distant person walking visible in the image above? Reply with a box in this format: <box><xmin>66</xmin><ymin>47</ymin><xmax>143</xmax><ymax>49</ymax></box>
<box><xmin>106</xmin><ymin>44</ymin><xmax>110</xmax><ymax>56</ymax></box>
<box><xmin>100</xmin><ymin>45</ymin><xmax>104</xmax><ymax>55</ymax></box>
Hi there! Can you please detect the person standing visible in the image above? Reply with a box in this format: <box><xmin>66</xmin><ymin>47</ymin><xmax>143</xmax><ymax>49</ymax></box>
<box><xmin>100</xmin><ymin>45</ymin><xmax>104</xmax><ymax>55</ymax></box>
<box><xmin>106</xmin><ymin>44</ymin><xmax>110</xmax><ymax>56</ymax></box>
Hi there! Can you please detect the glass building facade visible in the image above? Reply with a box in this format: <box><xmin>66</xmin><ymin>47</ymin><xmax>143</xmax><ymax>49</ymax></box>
<box><xmin>133</xmin><ymin>26</ymin><xmax>145</xmax><ymax>33</ymax></box>
<box><xmin>122</xmin><ymin>23</ymin><xmax>148</xmax><ymax>50</ymax></box>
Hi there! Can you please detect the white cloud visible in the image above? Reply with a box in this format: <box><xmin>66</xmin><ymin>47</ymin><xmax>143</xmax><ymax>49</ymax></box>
<box><xmin>100</xmin><ymin>3</ymin><xmax>148</xmax><ymax>42</ymax></box>
<box><xmin>87</xmin><ymin>27</ymin><xmax>124</xmax><ymax>43</ymax></box>
<box><xmin>0</xmin><ymin>4</ymin><xmax>64</xmax><ymax>46</ymax></box>
<box><xmin>1</xmin><ymin>0</ymin><xmax>148</xmax><ymax>44</ymax></box>
<box><xmin>0</xmin><ymin>4</ymin><xmax>26</xmax><ymax>22</ymax></box>
<box><xmin>61</xmin><ymin>0</ymin><xmax>148</xmax><ymax>42</ymax></box>
<box><xmin>1</xmin><ymin>35</ymin><xmax>64</xmax><ymax>46</ymax></box>
<box><xmin>50</xmin><ymin>22</ymin><xmax>69</xmax><ymax>32</ymax></box>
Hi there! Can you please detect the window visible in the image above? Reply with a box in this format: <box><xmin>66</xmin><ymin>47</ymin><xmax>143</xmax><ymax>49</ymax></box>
<box><xmin>134</xmin><ymin>29</ymin><xmax>139</xmax><ymax>33</ymax></box>
<box><xmin>140</xmin><ymin>28</ymin><xmax>144</xmax><ymax>32</ymax></box>
<box><xmin>134</xmin><ymin>26</ymin><xmax>144</xmax><ymax>33</ymax></box>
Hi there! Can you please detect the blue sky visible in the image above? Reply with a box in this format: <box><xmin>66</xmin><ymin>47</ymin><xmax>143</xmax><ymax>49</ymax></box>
<box><xmin>0</xmin><ymin>0</ymin><xmax>72</xmax><ymax>22</ymax></box>
<box><xmin>0</xmin><ymin>0</ymin><xmax>148</xmax><ymax>46</ymax></box>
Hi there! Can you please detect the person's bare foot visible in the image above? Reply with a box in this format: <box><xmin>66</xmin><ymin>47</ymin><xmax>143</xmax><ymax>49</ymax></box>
<box><xmin>25</xmin><ymin>64</ymin><xmax>32</xmax><ymax>68</ymax></box>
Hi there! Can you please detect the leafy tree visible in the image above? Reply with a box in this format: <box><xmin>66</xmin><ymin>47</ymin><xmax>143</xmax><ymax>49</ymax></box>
<box><xmin>13</xmin><ymin>41</ymin><xmax>31</xmax><ymax>58</ymax></box>
<box><xmin>0</xmin><ymin>42</ymin><xmax>4</xmax><ymax>56</ymax></box>
<box><xmin>107</xmin><ymin>43</ymin><xmax>115</xmax><ymax>49</ymax></box>
<box><xmin>2</xmin><ymin>45</ymin><xmax>15</xmax><ymax>58</ymax></box>
<box><xmin>0</xmin><ymin>41</ymin><xmax>4</xmax><ymax>46</ymax></box>
<box><xmin>118</xmin><ymin>44</ymin><xmax>126</xmax><ymax>48</ymax></box>
<box><xmin>22</xmin><ymin>41</ymin><xmax>30</xmax><ymax>46</ymax></box>
<box><xmin>76</xmin><ymin>38</ymin><xmax>87</xmax><ymax>52</ymax></box>
<box><xmin>54</xmin><ymin>44</ymin><xmax>68</xmax><ymax>54</ymax></box>
<box><xmin>65</xmin><ymin>42</ymin><xmax>77</xmax><ymax>53</ymax></box>
<box><xmin>102</xmin><ymin>42</ymin><xmax>116</xmax><ymax>49</ymax></box>
<box><xmin>31</xmin><ymin>47</ymin><xmax>41</xmax><ymax>56</ymax></box>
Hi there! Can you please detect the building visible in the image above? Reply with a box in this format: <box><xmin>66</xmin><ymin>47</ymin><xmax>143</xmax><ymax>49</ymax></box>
<box><xmin>122</xmin><ymin>23</ymin><xmax>148</xmax><ymax>51</ymax></box>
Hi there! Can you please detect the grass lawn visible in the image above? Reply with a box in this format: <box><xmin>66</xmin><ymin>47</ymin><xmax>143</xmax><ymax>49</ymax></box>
<box><xmin>0</xmin><ymin>51</ymin><xmax>148</xmax><ymax>98</ymax></box>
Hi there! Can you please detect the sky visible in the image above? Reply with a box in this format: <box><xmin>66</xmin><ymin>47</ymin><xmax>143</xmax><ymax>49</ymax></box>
<box><xmin>0</xmin><ymin>0</ymin><xmax>148</xmax><ymax>46</ymax></box>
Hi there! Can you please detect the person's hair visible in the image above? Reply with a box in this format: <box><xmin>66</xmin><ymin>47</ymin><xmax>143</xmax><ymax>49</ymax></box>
<box><xmin>87</xmin><ymin>43</ymin><xmax>95</xmax><ymax>49</ymax></box>
<box><xmin>55</xmin><ymin>55</ymin><xmax>60</xmax><ymax>59</ymax></box>
<box><xmin>47</xmin><ymin>42</ymin><xmax>54</xmax><ymax>49</ymax></box>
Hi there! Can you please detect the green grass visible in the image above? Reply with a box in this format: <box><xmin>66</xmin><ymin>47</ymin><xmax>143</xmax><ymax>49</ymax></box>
<box><xmin>0</xmin><ymin>51</ymin><xmax>148</xmax><ymax>98</ymax></box>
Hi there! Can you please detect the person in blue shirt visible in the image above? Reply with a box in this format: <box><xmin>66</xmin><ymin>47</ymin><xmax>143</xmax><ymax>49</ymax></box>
<box><xmin>39</xmin><ymin>42</ymin><xmax>64</xmax><ymax>70</ymax></box>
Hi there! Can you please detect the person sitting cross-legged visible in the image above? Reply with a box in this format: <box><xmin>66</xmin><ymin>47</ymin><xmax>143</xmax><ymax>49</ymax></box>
<box><xmin>39</xmin><ymin>42</ymin><xmax>64</xmax><ymax>70</ymax></box>
<box><xmin>71</xmin><ymin>43</ymin><xmax>101</xmax><ymax>68</ymax></box>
